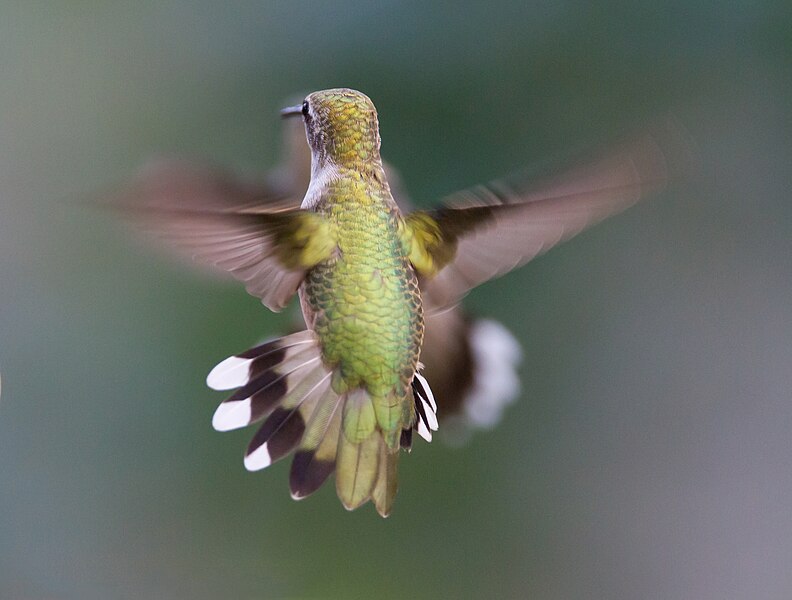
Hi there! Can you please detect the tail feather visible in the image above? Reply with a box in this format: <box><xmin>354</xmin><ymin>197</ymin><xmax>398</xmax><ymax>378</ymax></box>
<box><xmin>400</xmin><ymin>426</ymin><xmax>413</xmax><ymax>451</ymax></box>
<box><xmin>372</xmin><ymin>393</ymin><xmax>402</xmax><ymax>450</ymax></box>
<box><xmin>290</xmin><ymin>396</ymin><xmax>343</xmax><ymax>500</ymax></box>
<box><xmin>336</xmin><ymin>432</ymin><xmax>380</xmax><ymax>511</ymax></box>
<box><xmin>206</xmin><ymin>330</ymin><xmax>315</xmax><ymax>391</ymax></box>
<box><xmin>420</xmin><ymin>309</ymin><xmax>522</xmax><ymax>443</ymax></box>
<box><xmin>209</xmin><ymin>331</ymin><xmax>322</xmax><ymax>433</ymax></box>
<box><xmin>372</xmin><ymin>439</ymin><xmax>399</xmax><ymax>517</ymax></box>
<box><xmin>341</xmin><ymin>389</ymin><xmax>377</xmax><ymax>443</ymax></box>
<box><xmin>412</xmin><ymin>373</ymin><xmax>439</xmax><ymax>442</ymax></box>
<box><xmin>211</xmin><ymin>354</ymin><xmax>321</xmax><ymax>432</ymax></box>
<box><xmin>208</xmin><ymin>329</ymin><xmax>440</xmax><ymax>516</ymax></box>
<box><xmin>299</xmin><ymin>383</ymin><xmax>342</xmax><ymax>451</ymax></box>
<box><xmin>244</xmin><ymin>371</ymin><xmax>332</xmax><ymax>471</ymax></box>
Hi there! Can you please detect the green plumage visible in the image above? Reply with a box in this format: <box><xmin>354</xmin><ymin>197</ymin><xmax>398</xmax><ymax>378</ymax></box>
<box><xmin>191</xmin><ymin>89</ymin><xmax>430</xmax><ymax>516</ymax></box>
<box><xmin>295</xmin><ymin>89</ymin><xmax>425</xmax><ymax>512</ymax></box>
<box><xmin>304</xmin><ymin>173</ymin><xmax>423</xmax><ymax>449</ymax></box>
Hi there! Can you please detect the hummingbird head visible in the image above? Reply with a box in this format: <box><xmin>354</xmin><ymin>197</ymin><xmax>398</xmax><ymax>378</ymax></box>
<box><xmin>282</xmin><ymin>88</ymin><xmax>382</xmax><ymax>171</ymax></box>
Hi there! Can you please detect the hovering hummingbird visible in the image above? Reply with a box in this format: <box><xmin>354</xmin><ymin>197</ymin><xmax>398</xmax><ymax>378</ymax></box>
<box><xmin>118</xmin><ymin>88</ymin><xmax>679</xmax><ymax>517</ymax></box>
<box><xmin>126</xmin><ymin>102</ymin><xmax>523</xmax><ymax>440</ymax></box>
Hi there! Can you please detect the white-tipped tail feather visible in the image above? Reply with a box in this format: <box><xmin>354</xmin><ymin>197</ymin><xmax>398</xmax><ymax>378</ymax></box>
<box><xmin>208</xmin><ymin>329</ymin><xmax>438</xmax><ymax>517</ymax></box>
<box><xmin>412</xmin><ymin>373</ymin><xmax>439</xmax><ymax>442</ymax></box>
<box><xmin>212</xmin><ymin>397</ymin><xmax>254</xmax><ymax>432</ymax></box>
<box><xmin>464</xmin><ymin>319</ymin><xmax>522</xmax><ymax>429</ymax></box>
<box><xmin>211</xmin><ymin>356</ymin><xmax>321</xmax><ymax>432</ymax></box>
<box><xmin>206</xmin><ymin>356</ymin><xmax>255</xmax><ymax>391</ymax></box>
<box><xmin>243</xmin><ymin>371</ymin><xmax>332</xmax><ymax>471</ymax></box>
<box><xmin>244</xmin><ymin>443</ymin><xmax>272</xmax><ymax>470</ymax></box>
<box><xmin>413</xmin><ymin>372</ymin><xmax>437</xmax><ymax>414</ymax></box>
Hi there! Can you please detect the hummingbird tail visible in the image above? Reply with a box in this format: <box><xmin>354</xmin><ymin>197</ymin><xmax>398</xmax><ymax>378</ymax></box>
<box><xmin>421</xmin><ymin>311</ymin><xmax>522</xmax><ymax>443</ymax></box>
<box><xmin>332</xmin><ymin>373</ymin><xmax>438</xmax><ymax>516</ymax></box>
<box><xmin>205</xmin><ymin>330</ymin><xmax>438</xmax><ymax>517</ymax></box>
<box><xmin>430</xmin><ymin>318</ymin><xmax>522</xmax><ymax>444</ymax></box>
<box><xmin>207</xmin><ymin>329</ymin><xmax>335</xmax><ymax>470</ymax></box>
<box><xmin>289</xmin><ymin>385</ymin><xmax>400</xmax><ymax>517</ymax></box>
<box><xmin>460</xmin><ymin>319</ymin><xmax>522</xmax><ymax>430</ymax></box>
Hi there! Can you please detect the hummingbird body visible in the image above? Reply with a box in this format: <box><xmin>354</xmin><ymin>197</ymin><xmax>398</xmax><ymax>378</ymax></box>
<box><xmin>119</xmin><ymin>87</ymin><xmax>681</xmax><ymax>516</ymax></box>
<box><xmin>201</xmin><ymin>89</ymin><xmax>438</xmax><ymax>514</ymax></box>
<box><xmin>302</xmin><ymin>174</ymin><xmax>422</xmax><ymax>446</ymax></box>
<box><xmin>293</xmin><ymin>91</ymin><xmax>427</xmax><ymax>508</ymax></box>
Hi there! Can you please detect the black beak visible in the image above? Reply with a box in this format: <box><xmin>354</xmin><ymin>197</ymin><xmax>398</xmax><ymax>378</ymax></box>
<box><xmin>280</xmin><ymin>105</ymin><xmax>303</xmax><ymax>118</ymax></box>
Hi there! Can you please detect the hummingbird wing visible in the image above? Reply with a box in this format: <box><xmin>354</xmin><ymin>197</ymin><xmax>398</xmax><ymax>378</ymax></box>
<box><xmin>113</xmin><ymin>161</ymin><xmax>336</xmax><ymax>311</ymax></box>
<box><xmin>111</xmin><ymin>153</ymin><xmax>406</xmax><ymax>313</ymax></box>
<box><xmin>404</xmin><ymin>125</ymin><xmax>689</xmax><ymax>309</ymax></box>
<box><xmin>114</xmin><ymin>158</ymin><xmax>301</xmax><ymax>214</ymax></box>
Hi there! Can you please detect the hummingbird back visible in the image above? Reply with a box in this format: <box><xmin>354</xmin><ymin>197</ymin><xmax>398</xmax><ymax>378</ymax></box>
<box><xmin>208</xmin><ymin>89</ymin><xmax>437</xmax><ymax>516</ymax></box>
<box><xmin>303</xmin><ymin>175</ymin><xmax>424</xmax><ymax>440</ymax></box>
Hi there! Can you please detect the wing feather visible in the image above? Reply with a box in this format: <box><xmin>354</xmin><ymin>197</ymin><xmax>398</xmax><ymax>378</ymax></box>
<box><xmin>112</xmin><ymin>161</ymin><xmax>336</xmax><ymax>311</ymax></box>
<box><xmin>407</xmin><ymin>126</ymin><xmax>689</xmax><ymax>309</ymax></box>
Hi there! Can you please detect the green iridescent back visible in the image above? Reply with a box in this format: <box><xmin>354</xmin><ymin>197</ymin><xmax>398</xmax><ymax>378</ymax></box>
<box><xmin>300</xmin><ymin>89</ymin><xmax>424</xmax><ymax>442</ymax></box>
<box><xmin>304</xmin><ymin>180</ymin><xmax>423</xmax><ymax>397</ymax></box>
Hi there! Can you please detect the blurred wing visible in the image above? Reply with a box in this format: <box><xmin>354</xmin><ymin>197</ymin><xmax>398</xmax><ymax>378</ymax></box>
<box><xmin>405</xmin><ymin>128</ymin><xmax>682</xmax><ymax>308</ymax></box>
<box><xmin>116</xmin><ymin>158</ymin><xmax>302</xmax><ymax>213</ymax></box>
<box><xmin>384</xmin><ymin>161</ymin><xmax>414</xmax><ymax>213</ymax></box>
<box><xmin>113</xmin><ymin>164</ymin><xmax>336</xmax><ymax>311</ymax></box>
<box><xmin>419</xmin><ymin>308</ymin><xmax>474</xmax><ymax>415</ymax></box>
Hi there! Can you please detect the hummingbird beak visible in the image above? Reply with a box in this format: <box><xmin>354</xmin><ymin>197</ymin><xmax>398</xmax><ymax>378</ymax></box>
<box><xmin>280</xmin><ymin>105</ymin><xmax>303</xmax><ymax>118</ymax></box>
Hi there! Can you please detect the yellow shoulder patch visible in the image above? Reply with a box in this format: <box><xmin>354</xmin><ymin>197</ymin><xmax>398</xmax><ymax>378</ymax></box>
<box><xmin>272</xmin><ymin>211</ymin><xmax>337</xmax><ymax>269</ymax></box>
<box><xmin>399</xmin><ymin>211</ymin><xmax>458</xmax><ymax>277</ymax></box>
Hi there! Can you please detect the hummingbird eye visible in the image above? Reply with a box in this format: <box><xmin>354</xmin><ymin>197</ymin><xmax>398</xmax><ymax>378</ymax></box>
<box><xmin>301</xmin><ymin>100</ymin><xmax>309</xmax><ymax>116</ymax></box>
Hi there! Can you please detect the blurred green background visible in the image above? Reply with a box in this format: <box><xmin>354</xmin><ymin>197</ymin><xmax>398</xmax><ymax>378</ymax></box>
<box><xmin>1</xmin><ymin>2</ymin><xmax>791</xmax><ymax>598</ymax></box>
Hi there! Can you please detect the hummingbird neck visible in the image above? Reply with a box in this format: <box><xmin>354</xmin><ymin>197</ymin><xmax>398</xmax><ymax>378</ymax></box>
<box><xmin>302</xmin><ymin>154</ymin><xmax>389</xmax><ymax>210</ymax></box>
<box><xmin>315</xmin><ymin>134</ymin><xmax>383</xmax><ymax>170</ymax></box>
<box><xmin>311</xmin><ymin>151</ymin><xmax>386</xmax><ymax>181</ymax></box>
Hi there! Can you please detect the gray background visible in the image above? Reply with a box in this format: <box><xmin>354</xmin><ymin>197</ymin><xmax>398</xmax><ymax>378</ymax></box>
<box><xmin>1</xmin><ymin>2</ymin><xmax>790</xmax><ymax>598</ymax></box>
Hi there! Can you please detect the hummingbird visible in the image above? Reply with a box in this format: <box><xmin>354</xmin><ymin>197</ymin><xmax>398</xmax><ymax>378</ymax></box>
<box><xmin>125</xmin><ymin>101</ymin><xmax>523</xmax><ymax>441</ymax></box>
<box><xmin>118</xmin><ymin>88</ymin><xmax>679</xmax><ymax>517</ymax></box>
